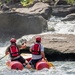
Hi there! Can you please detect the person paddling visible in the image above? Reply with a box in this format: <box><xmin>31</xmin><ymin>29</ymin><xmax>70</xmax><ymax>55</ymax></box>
<box><xmin>29</xmin><ymin>36</ymin><xmax>46</xmax><ymax>69</ymax></box>
<box><xmin>5</xmin><ymin>38</ymin><xmax>31</xmax><ymax>69</ymax></box>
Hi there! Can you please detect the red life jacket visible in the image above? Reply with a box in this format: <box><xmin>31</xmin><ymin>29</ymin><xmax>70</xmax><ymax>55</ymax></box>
<box><xmin>9</xmin><ymin>44</ymin><xmax>20</xmax><ymax>57</ymax></box>
<box><xmin>31</xmin><ymin>43</ymin><xmax>41</xmax><ymax>55</ymax></box>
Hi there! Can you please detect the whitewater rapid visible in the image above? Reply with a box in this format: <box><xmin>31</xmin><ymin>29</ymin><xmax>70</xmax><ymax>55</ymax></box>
<box><xmin>0</xmin><ymin>16</ymin><xmax>75</xmax><ymax>75</ymax></box>
<box><xmin>48</xmin><ymin>16</ymin><xmax>75</xmax><ymax>34</ymax></box>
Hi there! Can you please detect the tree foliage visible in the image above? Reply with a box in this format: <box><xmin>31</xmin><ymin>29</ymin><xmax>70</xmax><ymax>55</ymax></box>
<box><xmin>66</xmin><ymin>0</ymin><xmax>75</xmax><ymax>4</ymax></box>
<box><xmin>20</xmin><ymin>0</ymin><xmax>34</xmax><ymax>6</ymax></box>
<box><xmin>0</xmin><ymin>0</ymin><xmax>34</xmax><ymax>6</ymax></box>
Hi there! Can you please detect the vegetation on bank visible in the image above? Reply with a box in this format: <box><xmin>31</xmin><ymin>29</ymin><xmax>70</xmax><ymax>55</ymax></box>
<box><xmin>0</xmin><ymin>0</ymin><xmax>34</xmax><ymax>6</ymax></box>
<box><xmin>66</xmin><ymin>0</ymin><xmax>75</xmax><ymax>5</ymax></box>
<box><xmin>20</xmin><ymin>0</ymin><xmax>33</xmax><ymax>6</ymax></box>
<box><xmin>20</xmin><ymin>0</ymin><xmax>75</xmax><ymax>5</ymax></box>
<box><xmin>0</xmin><ymin>0</ymin><xmax>75</xmax><ymax>7</ymax></box>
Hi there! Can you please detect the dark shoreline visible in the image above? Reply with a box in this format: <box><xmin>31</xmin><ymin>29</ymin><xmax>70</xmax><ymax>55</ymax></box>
<box><xmin>20</xmin><ymin>47</ymin><xmax>75</xmax><ymax>61</ymax></box>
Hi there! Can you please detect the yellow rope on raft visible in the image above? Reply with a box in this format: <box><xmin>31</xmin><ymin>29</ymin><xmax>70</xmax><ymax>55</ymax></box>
<box><xmin>47</xmin><ymin>62</ymin><xmax>55</xmax><ymax>68</ymax></box>
<box><xmin>45</xmin><ymin>59</ymin><xmax>55</xmax><ymax>69</ymax></box>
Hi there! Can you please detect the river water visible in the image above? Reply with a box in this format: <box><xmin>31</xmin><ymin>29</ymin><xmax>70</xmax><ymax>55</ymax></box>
<box><xmin>0</xmin><ymin>56</ymin><xmax>75</xmax><ymax>75</ymax></box>
<box><xmin>0</xmin><ymin>16</ymin><xmax>75</xmax><ymax>75</ymax></box>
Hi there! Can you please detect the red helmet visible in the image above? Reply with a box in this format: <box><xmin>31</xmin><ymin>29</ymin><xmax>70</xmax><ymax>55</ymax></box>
<box><xmin>10</xmin><ymin>38</ymin><xmax>16</xmax><ymax>43</ymax></box>
<box><xmin>36</xmin><ymin>36</ymin><xmax>41</xmax><ymax>42</ymax></box>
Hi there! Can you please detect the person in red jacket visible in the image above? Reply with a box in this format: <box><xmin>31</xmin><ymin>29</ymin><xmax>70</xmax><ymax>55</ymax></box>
<box><xmin>5</xmin><ymin>38</ymin><xmax>31</xmax><ymax>69</ymax></box>
<box><xmin>29</xmin><ymin>36</ymin><xmax>46</xmax><ymax>69</ymax></box>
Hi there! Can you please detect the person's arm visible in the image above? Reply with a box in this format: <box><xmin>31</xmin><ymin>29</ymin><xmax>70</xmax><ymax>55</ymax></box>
<box><xmin>29</xmin><ymin>47</ymin><xmax>32</xmax><ymax>52</ymax></box>
<box><xmin>18</xmin><ymin>42</ymin><xmax>27</xmax><ymax>50</ymax></box>
<box><xmin>41</xmin><ymin>45</ymin><xmax>47</xmax><ymax>60</ymax></box>
<box><xmin>41</xmin><ymin>51</ymin><xmax>46</xmax><ymax>60</ymax></box>
<box><xmin>20</xmin><ymin>42</ymin><xmax>26</xmax><ymax>49</ymax></box>
<box><xmin>5</xmin><ymin>47</ymin><xmax>9</xmax><ymax>55</ymax></box>
<box><xmin>29</xmin><ymin>44</ymin><xmax>33</xmax><ymax>52</ymax></box>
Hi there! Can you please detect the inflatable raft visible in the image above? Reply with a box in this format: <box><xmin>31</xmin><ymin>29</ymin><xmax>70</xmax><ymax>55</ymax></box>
<box><xmin>6</xmin><ymin>58</ymin><xmax>54</xmax><ymax>70</ymax></box>
<box><xmin>6</xmin><ymin>54</ymin><xmax>54</xmax><ymax>70</ymax></box>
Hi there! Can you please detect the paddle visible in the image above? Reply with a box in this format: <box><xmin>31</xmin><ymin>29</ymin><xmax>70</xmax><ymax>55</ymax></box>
<box><xmin>0</xmin><ymin>55</ymin><xmax>6</xmax><ymax>60</ymax></box>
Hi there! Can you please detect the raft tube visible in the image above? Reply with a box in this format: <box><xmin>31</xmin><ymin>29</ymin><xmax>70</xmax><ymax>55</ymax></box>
<box><xmin>36</xmin><ymin>60</ymin><xmax>50</xmax><ymax>70</ymax></box>
<box><xmin>6</xmin><ymin>58</ymin><xmax>52</xmax><ymax>70</ymax></box>
<box><xmin>6</xmin><ymin>61</ymin><xmax>23</xmax><ymax>70</ymax></box>
<box><xmin>26</xmin><ymin>58</ymin><xmax>50</xmax><ymax>70</ymax></box>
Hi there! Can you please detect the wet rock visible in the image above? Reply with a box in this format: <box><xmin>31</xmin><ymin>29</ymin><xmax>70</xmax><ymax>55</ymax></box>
<box><xmin>15</xmin><ymin>2</ymin><xmax>52</xmax><ymax>20</ymax></box>
<box><xmin>62</xmin><ymin>13</ymin><xmax>75</xmax><ymax>21</ymax></box>
<box><xmin>52</xmin><ymin>5</ymin><xmax>75</xmax><ymax>17</ymax></box>
<box><xmin>1</xmin><ymin>3</ymin><xmax>9</xmax><ymax>11</ymax></box>
<box><xmin>20</xmin><ymin>34</ymin><xmax>75</xmax><ymax>61</ymax></box>
<box><xmin>57</xmin><ymin>0</ymin><xmax>68</xmax><ymax>5</ymax></box>
<box><xmin>0</xmin><ymin>13</ymin><xmax>47</xmax><ymax>42</ymax></box>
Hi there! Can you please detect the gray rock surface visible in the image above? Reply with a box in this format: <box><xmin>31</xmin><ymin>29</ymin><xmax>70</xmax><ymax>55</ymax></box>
<box><xmin>20</xmin><ymin>34</ymin><xmax>75</xmax><ymax>61</ymax></box>
<box><xmin>52</xmin><ymin>5</ymin><xmax>75</xmax><ymax>17</ymax></box>
<box><xmin>0</xmin><ymin>13</ymin><xmax>47</xmax><ymax>42</ymax></box>
<box><xmin>0</xmin><ymin>2</ymin><xmax>52</xmax><ymax>42</ymax></box>
<box><xmin>27</xmin><ymin>34</ymin><xmax>75</xmax><ymax>53</ymax></box>
<box><xmin>11</xmin><ymin>2</ymin><xmax>52</xmax><ymax>20</ymax></box>
<box><xmin>62</xmin><ymin>13</ymin><xmax>75</xmax><ymax>21</ymax></box>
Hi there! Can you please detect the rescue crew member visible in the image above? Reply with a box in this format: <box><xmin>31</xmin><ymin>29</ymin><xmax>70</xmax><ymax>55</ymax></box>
<box><xmin>5</xmin><ymin>38</ymin><xmax>31</xmax><ymax>69</ymax></box>
<box><xmin>29</xmin><ymin>36</ymin><xmax>46</xmax><ymax>69</ymax></box>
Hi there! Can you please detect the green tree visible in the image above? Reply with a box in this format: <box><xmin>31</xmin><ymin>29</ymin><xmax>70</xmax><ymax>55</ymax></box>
<box><xmin>66</xmin><ymin>0</ymin><xmax>75</xmax><ymax>5</ymax></box>
<box><xmin>20</xmin><ymin>0</ymin><xmax>33</xmax><ymax>6</ymax></box>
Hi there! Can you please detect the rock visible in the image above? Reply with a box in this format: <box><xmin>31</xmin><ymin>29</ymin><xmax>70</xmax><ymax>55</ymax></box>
<box><xmin>20</xmin><ymin>34</ymin><xmax>75</xmax><ymax>54</ymax></box>
<box><xmin>0</xmin><ymin>13</ymin><xmax>47</xmax><ymax>43</ymax></box>
<box><xmin>0</xmin><ymin>2</ymin><xmax>52</xmax><ymax>43</ymax></box>
<box><xmin>20</xmin><ymin>34</ymin><xmax>75</xmax><ymax>61</ymax></box>
<box><xmin>1</xmin><ymin>3</ymin><xmax>9</xmax><ymax>11</ymax></box>
<box><xmin>62</xmin><ymin>13</ymin><xmax>75</xmax><ymax>21</ymax></box>
<box><xmin>57</xmin><ymin>0</ymin><xmax>68</xmax><ymax>5</ymax></box>
<box><xmin>52</xmin><ymin>5</ymin><xmax>75</xmax><ymax>17</ymax></box>
<box><xmin>14</xmin><ymin>2</ymin><xmax>52</xmax><ymax>20</ymax></box>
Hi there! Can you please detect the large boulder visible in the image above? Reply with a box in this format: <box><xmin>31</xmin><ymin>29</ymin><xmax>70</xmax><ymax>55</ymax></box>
<box><xmin>0</xmin><ymin>12</ymin><xmax>47</xmax><ymax>42</ymax></box>
<box><xmin>0</xmin><ymin>2</ymin><xmax>52</xmax><ymax>43</ymax></box>
<box><xmin>14</xmin><ymin>2</ymin><xmax>52</xmax><ymax>20</ymax></box>
<box><xmin>19</xmin><ymin>34</ymin><xmax>75</xmax><ymax>61</ymax></box>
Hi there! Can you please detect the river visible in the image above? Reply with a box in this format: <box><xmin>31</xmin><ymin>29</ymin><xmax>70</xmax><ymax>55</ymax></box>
<box><xmin>0</xmin><ymin>16</ymin><xmax>75</xmax><ymax>75</ymax></box>
<box><xmin>0</xmin><ymin>56</ymin><xmax>75</xmax><ymax>75</ymax></box>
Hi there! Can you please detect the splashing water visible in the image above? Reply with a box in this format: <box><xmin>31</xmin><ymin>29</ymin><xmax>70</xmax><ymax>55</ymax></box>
<box><xmin>0</xmin><ymin>58</ymin><xmax>75</xmax><ymax>75</ymax></box>
<box><xmin>48</xmin><ymin>16</ymin><xmax>75</xmax><ymax>35</ymax></box>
